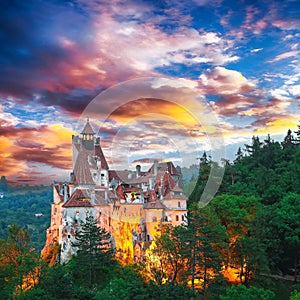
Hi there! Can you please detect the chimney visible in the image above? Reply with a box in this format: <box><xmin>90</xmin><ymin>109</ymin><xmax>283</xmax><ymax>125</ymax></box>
<box><xmin>128</xmin><ymin>171</ymin><xmax>132</xmax><ymax>179</ymax></box>
<box><xmin>154</xmin><ymin>160</ymin><xmax>158</xmax><ymax>177</ymax></box>
<box><xmin>63</xmin><ymin>183</ymin><xmax>68</xmax><ymax>202</ymax></box>
<box><xmin>90</xmin><ymin>189</ymin><xmax>95</xmax><ymax>205</ymax></box>
<box><xmin>159</xmin><ymin>176</ymin><xmax>164</xmax><ymax>200</ymax></box>
<box><xmin>136</xmin><ymin>165</ymin><xmax>141</xmax><ymax>178</ymax></box>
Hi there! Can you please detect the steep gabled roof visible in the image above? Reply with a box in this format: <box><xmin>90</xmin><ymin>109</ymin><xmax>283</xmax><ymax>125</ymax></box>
<box><xmin>81</xmin><ymin>119</ymin><xmax>95</xmax><ymax>135</ymax></box>
<box><xmin>154</xmin><ymin>171</ymin><xmax>187</xmax><ymax>200</ymax></box>
<box><xmin>94</xmin><ymin>190</ymin><xmax>110</xmax><ymax>206</ymax></box>
<box><xmin>63</xmin><ymin>189</ymin><xmax>92</xmax><ymax>207</ymax></box>
<box><xmin>95</xmin><ymin>144</ymin><xmax>109</xmax><ymax>170</ymax></box>
<box><xmin>108</xmin><ymin>170</ymin><xmax>147</xmax><ymax>183</ymax></box>
<box><xmin>73</xmin><ymin>150</ymin><xmax>95</xmax><ymax>185</ymax></box>
<box><xmin>148</xmin><ymin>161</ymin><xmax>179</xmax><ymax>176</ymax></box>
<box><xmin>143</xmin><ymin>190</ymin><xmax>158</xmax><ymax>202</ymax></box>
<box><xmin>144</xmin><ymin>200</ymin><xmax>165</xmax><ymax>209</ymax></box>
<box><xmin>127</xmin><ymin>173</ymin><xmax>152</xmax><ymax>185</ymax></box>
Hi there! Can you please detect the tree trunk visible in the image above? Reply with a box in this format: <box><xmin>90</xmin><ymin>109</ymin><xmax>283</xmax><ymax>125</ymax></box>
<box><xmin>294</xmin><ymin>255</ymin><xmax>298</xmax><ymax>283</ymax></box>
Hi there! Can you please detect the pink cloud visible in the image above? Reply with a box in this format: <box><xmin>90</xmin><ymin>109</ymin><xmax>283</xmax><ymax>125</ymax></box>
<box><xmin>268</xmin><ymin>51</ymin><xmax>299</xmax><ymax>63</ymax></box>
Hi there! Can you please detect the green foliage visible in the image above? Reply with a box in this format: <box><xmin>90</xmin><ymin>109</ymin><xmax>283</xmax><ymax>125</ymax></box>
<box><xmin>147</xmin><ymin>281</ymin><xmax>195</xmax><ymax>300</ymax></box>
<box><xmin>290</xmin><ymin>290</ymin><xmax>300</xmax><ymax>300</ymax></box>
<box><xmin>0</xmin><ymin>176</ymin><xmax>8</xmax><ymax>191</ymax></box>
<box><xmin>0</xmin><ymin>225</ymin><xmax>42</xmax><ymax>299</ymax></box>
<box><xmin>1</xmin><ymin>129</ymin><xmax>300</xmax><ymax>299</ymax></box>
<box><xmin>0</xmin><ymin>185</ymin><xmax>52</xmax><ymax>251</ymax></box>
<box><xmin>145</xmin><ymin>225</ymin><xmax>187</xmax><ymax>285</ymax></box>
<box><xmin>220</xmin><ymin>284</ymin><xmax>275</xmax><ymax>300</ymax></box>
<box><xmin>37</xmin><ymin>263</ymin><xmax>73</xmax><ymax>300</ymax></box>
<box><xmin>184</xmin><ymin>204</ymin><xmax>228</xmax><ymax>295</ymax></box>
<box><xmin>70</xmin><ymin>215</ymin><xmax>116</xmax><ymax>288</ymax></box>
<box><xmin>256</xmin><ymin>193</ymin><xmax>300</xmax><ymax>280</ymax></box>
<box><xmin>96</xmin><ymin>277</ymin><xmax>147</xmax><ymax>300</ymax></box>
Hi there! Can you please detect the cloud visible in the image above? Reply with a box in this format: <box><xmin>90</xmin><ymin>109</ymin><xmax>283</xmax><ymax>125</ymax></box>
<box><xmin>268</xmin><ymin>50</ymin><xmax>299</xmax><ymax>63</ymax></box>
<box><xmin>0</xmin><ymin>120</ymin><xmax>75</xmax><ymax>183</ymax></box>
<box><xmin>272</xmin><ymin>19</ymin><xmax>300</xmax><ymax>31</ymax></box>
<box><xmin>0</xmin><ymin>0</ymin><xmax>239</xmax><ymax>117</ymax></box>
<box><xmin>199</xmin><ymin>67</ymin><xmax>256</xmax><ymax>95</ymax></box>
<box><xmin>241</xmin><ymin>97</ymin><xmax>292</xmax><ymax>117</ymax></box>
<box><xmin>198</xmin><ymin>67</ymin><xmax>258</xmax><ymax>116</ymax></box>
<box><xmin>253</xmin><ymin>116</ymin><xmax>299</xmax><ymax>135</ymax></box>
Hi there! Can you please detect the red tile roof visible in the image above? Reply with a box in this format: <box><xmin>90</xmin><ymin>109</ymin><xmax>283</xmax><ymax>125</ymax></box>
<box><xmin>144</xmin><ymin>200</ymin><xmax>165</xmax><ymax>209</ymax></box>
<box><xmin>143</xmin><ymin>190</ymin><xmax>158</xmax><ymax>202</ymax></box>
<box><xmin>63</xmin><ymin>189</ymin><xmax>93</xmax><ymax>207</ymax></box>
<box><xmin>94</xmin><ymin>190</ymin><xmax>110</xmax><ymax>206</ymax></box>
<box><xmin>95</xmin><ymin>144</ymin><xmax>109</xmax><ymax>170</ymax></box>
<box><xmin>148</xmin><ymin>161</ymin><xmax>179</xmax><ymax>176</ymax></box>
<box><xmin>154</xmin><ymin>171</ymin><xmax>187</xmax><ymax>200</ymax></box>
<box><xmin>108</xmin><ymin>170</ymin><xmax>147</xmax><ymax>183</ymax></box>
<box><xmin>73</xmin><ymin>150</ymin><xmax>95</xmax><ymax>185</ymax></box>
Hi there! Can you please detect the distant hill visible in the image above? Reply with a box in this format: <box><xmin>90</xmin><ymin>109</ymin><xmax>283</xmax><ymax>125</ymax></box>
<box><xmin>180</xmin><ymin>164</ymin><xmax>199</xmax><ymax>184</ymax></box>
<box><xmin>0</xmin><ymin>183</ymin><xmax>52</xmax><ymax>252</ymax></box>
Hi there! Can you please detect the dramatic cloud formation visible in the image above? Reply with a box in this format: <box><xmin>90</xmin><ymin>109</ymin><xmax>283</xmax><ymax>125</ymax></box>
<box><xmin>0</xmin><ymin>0</ymin><xmax>299</xmax><ymax>184</ymax></box>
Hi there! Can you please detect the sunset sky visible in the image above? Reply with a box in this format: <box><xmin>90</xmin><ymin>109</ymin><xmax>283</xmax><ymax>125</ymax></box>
<box><xmin>0</xmin><ymin>0</ymin><xmax>299</xmax><ymax>185</ymax></box>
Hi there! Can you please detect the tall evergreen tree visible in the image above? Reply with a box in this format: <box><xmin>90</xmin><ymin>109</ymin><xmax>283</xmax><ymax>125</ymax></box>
<box><xmin>183</xmin><ymin>204</ymin><xmax>227</xmax><ymax>298</ymax></box>
<box><xmin>294</xmin><ymin>121</ymin><xmax>300</xmax><ymax>144</ymax></box>
<box><xmin>234</xmin><ymin>147</ymin><xmax>243</xmax><ymax>163</ymax></box>
<box><xmin>0</xmin><ymin>175</ymin><xmax>8</xmax><ymax>191</ymax></box>
<box><xmin>70</xmin><ymin>215</ymin><xmax>115</xmax><ymax>288</ymax></box>
<box><xmin>189</xmin><ymin>152</ymin><xmax>211</xmax><ymax>206</ymax></box>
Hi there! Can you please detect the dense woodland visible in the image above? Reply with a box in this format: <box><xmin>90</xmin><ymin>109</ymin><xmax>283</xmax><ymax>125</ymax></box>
<box><xmin>0</xmin><ymin>129</ymin><xmax>300</xmax><ymax>299</ymax></box>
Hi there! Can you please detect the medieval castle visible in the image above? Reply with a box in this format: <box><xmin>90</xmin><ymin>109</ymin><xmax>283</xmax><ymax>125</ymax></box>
<box><xmin>43</xmin><ymin>119</ymin><xmax>188</xmax><ymax>262</ymax></box>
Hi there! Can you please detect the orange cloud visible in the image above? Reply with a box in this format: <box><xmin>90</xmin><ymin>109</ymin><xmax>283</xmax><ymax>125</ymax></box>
<box><xmin>254</xmin><ymin>117</ymin><xmax>299</xmax><ymax>135</ymax></box>
<box><xmin>0</xmin><ymin>122</ymin><xmax>75</xmax><ymax>183</ymax></box>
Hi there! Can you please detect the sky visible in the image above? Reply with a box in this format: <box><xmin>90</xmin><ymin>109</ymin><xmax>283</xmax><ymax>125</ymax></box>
<box><xmin>0</xmin><ymin>0</ymin><xmax>299</xmax><ymax>185</ymax></box>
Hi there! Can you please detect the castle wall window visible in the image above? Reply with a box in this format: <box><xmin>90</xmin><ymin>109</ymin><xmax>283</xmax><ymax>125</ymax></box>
<box><xmin>176</xmin><ymin>215</ymin><xmax>179</xmax><ymax>221</ymax></box>
<box><xmin>178</xmin><ymin>201</ymin><xmax>181</xmax><ymax>207</ymax></box>
<box><xmin>181</xmin><ymin>215</ymin><xmax>184</xmax><ymax>221</ymax></box>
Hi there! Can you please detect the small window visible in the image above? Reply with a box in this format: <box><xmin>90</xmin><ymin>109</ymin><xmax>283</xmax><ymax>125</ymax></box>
<box><xmin>68</xmin><ymin>234</ymin><xmax>70</xmax><ymax>239</ymax></box>
<box><xmin>152</xmin><ymin>216</ymin><xmax>157</xmax><ymax>222</ymax></box>
<box><xmin>178</xmin><ymin>201</ymin><xmax>181</xmax><ymax>207</ymax></box>
<box><xmin>181</xmin><ymin>215</ymin><xmax>184</xmax><ymax>221</ymax></box>
<box><xmin>176</xmin><ymin>215</ymin><xmax>179</xmax><ymax>221</ymax></box>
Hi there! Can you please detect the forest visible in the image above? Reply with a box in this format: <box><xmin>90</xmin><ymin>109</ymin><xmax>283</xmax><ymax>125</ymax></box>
<box><xmin>0</xmin><ymin>128</ymin><xmax>299</xmax><ymax>299</ymax></box>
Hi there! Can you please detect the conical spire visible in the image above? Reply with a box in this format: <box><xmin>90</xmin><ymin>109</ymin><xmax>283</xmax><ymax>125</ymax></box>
<box><xmin>81</xmin><ymin>117</ymin><xmax>95</xmax><ymax>135</ymax></box>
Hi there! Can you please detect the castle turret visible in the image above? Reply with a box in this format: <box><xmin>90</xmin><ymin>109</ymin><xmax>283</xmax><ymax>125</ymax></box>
<box><xmin>81</xmin><ymin>118</ymin><xmax>95</xmax><ymax>150</ymax></box>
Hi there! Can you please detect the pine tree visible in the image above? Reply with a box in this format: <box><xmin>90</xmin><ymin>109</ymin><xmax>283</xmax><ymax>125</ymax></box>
<box><xmin>245</xmin><ymin>136</ymin><xmax>262</xmax><ymax>157</ymax></box>
<box><xmin>71</xmin><ymin>215</ymin><xmax>115</xmax><ymax>288</ymax></box>
<box><xmin>183</xmin><ymin>204</ymin><xmax>227</xmax><ymax>298</ymax></box>
<box><xmin>189</xmin><ymin>152</ymin><xmax>211</xmax><ymax>206</ymax></box>
<box><xmin>234</xmin><ymin>147</ymin><xmax>243</xmax><ymax>163</ymax></box>
<box><xmin>294</xmin><ymin>121</ymin><xmax>300</xmax><ymax>144</ymax></box>
<box><xmin>0</xmin><ymin>175</ymin><xmax>8</xmax><ymax>191</ymax></box>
